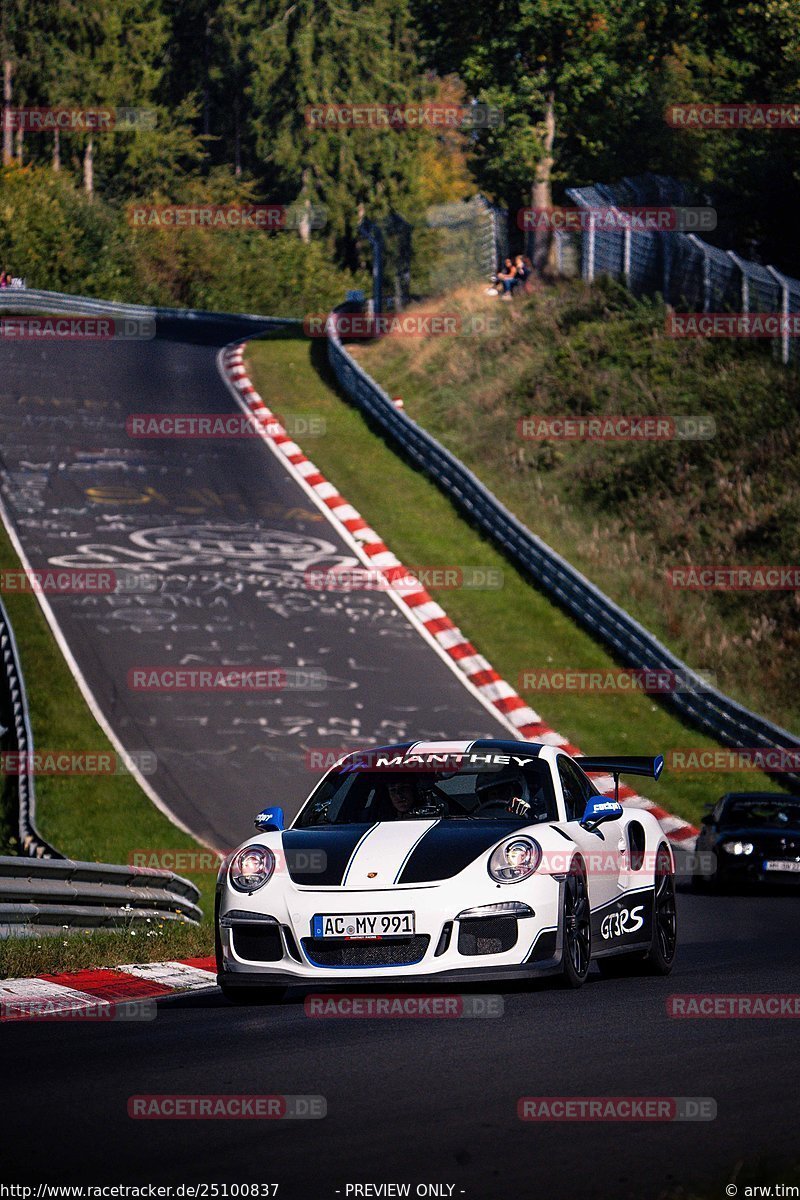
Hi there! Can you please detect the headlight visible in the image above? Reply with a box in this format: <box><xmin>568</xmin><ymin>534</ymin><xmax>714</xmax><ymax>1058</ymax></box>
<box><xmin>488</xmin><ymin>837</ymin><xmax>541</xmax><ymax>883</ymax></box>
<box><xmin>721</xmin><ymin>840</ymin><xmax>754</xmax><ymax>856</ymax></box>
<box><xmin>229</xmin><ymin>844</ymin><xmax>276</xmax><ymax>892</ymax></box>
<box><xmin>457</xmin><ymin>901</ymin><xmax>534</xmax><ymax>919</ymax></box>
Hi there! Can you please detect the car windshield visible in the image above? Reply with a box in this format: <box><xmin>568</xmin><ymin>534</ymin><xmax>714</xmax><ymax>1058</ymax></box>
<box><xmin>719</xmin><ymin>797</ymin><xmax>800</xmax><ymax>829</ymax></box>
<box><xmin>294</xmin><ymin>763</ymin><xmax>557</xmax><ymax>827</ymax></box>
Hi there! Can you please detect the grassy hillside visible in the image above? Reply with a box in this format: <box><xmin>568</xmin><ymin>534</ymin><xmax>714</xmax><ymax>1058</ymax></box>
<box><xmin>351</xmin><ymin>281</ymin><xmax>800</xmax><ymax>736</ymax></box>
<box><xmin>245</xmin><ymin>330</ymin><xmax>787</xmax><ymax>830</ymax></box>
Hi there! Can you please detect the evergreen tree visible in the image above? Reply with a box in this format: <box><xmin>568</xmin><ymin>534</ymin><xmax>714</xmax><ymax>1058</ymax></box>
<box><xmin>249</xmin><ymin>0</ymin><xmax>431</xmax><ymax>260</ymax></box>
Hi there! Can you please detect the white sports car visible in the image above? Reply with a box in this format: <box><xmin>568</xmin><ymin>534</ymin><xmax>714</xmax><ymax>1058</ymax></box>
<box><xmin>215</xmin><ymin>739</ymin><xmax>677</xmax><ymax>1000</ymax></box>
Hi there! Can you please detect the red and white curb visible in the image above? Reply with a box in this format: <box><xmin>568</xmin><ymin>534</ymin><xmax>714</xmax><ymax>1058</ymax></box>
<box><xmin>219</xmin><ymin>343</ymin><xmax>697</xmax><ymax>848</ymax></box>
<box><xmin>0</xmin><ymin>956</ymin><xmax>216</xmax><ymax>1021</ymax></box>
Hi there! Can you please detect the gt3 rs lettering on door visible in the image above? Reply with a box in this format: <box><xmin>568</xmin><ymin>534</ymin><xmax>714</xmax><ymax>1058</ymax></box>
<box><xmin>590</xmin><ymin>889</ymin><xmax>653</xmax><ymax>949</ymax></box>
<box><xmin>600</xmin><ymin>905</ymin><xmax>644</xmax><ymax>940</ymax></box>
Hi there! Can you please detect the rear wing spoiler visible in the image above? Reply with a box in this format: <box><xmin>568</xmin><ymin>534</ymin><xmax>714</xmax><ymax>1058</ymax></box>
<box><xmin>574</xmin><ymin>755</ymin><xmax>664</xmax><ymax>781</ymax></box>
<box><xmin>574</xmin><ymin>755</ymin><xmax>664</xmax><ymax>803</ymax></box>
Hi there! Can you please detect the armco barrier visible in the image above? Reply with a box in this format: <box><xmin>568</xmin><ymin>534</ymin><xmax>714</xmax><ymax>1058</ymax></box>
<box><xmin>325</xmin><ymin>307</ymin><xmax>800</xmax><ymax>789</ymax></box>
<box><xmin>0</xmin><ymin>285</ymin><xmax>298</xmax><ymax>332</ymax></box>
<box><xmin>0</xmin><ymin>596</ymin><xmax>59</xmax><ymax>859</ymax></box>
<box><xmin>0</xmin><ymin>593</ymin><xmax>205</xmax><ymax>929</ymax></box>
<box><xmin>0</xmin><ymin>856</ymin><xmax>202</xmax><ymax>936</ymax></box>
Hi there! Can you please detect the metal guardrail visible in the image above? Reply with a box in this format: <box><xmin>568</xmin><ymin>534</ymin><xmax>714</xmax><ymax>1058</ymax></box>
<box><xmin>0</xmin><ymin>594</ymin><xmax>205</xmax><ymax>931</ymax></box>
<box><xmin>326</xmin><ymin>306</ymin><xmax>800</xmax><ymax>788</ymax></box>
<box><xmin>0</xmin><ymin>597</ymin><xmax>59</xmax><ymax>859</ymax></box>
<box><xmin>0</xmin><ymin>285</ymin><xmax>300</xmax><ymax>329</ymax></box>
<box><xmin>0</xmin><ymin>856</ymin><xmax>202</xmax><ymax>936</ymax></box>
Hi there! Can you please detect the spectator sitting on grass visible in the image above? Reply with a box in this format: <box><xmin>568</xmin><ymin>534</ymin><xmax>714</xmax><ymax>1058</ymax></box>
<box><xmin>514</xmin><ymin>254</ymin><xmax>533</xmax><ymax>294</ymax></box>
<box><xmin>496</xmin><ymin>256</ymin><xmax>518</xmax><ymax>297</ymax></box>
<box><xmin>0</xmin><ymin>268</ymin><xmax>10</xmax><ymax>288</ymax></box>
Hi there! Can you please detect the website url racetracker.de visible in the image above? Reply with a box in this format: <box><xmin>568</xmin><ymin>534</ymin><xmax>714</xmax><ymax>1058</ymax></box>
<box><xmin>0</xmin><ymin>1188</ymin><xmax>281</xmax><ymax>1198</ymax></box>
<box><xmin>0</xmin><ymin>1191</ymin><xmax>466</xmax><ymax>1200</ymax></box>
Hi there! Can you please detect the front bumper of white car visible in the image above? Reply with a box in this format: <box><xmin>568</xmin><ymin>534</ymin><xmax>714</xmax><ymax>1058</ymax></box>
<box><xmin>217</xmin><ymin>876</ymin><xmax>564</xmax><ymax>987</ymax></box>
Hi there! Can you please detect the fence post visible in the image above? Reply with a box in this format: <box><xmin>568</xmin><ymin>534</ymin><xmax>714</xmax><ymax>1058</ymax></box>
<box><xmin>687</xmin><ymin>235</ymin><xmax>711</xmax><ymax>312</ymax></box>
<box><xmin>661</xmin><ymin>232</ymin><xmax>672</xmax><ymax>302</ymax></box>
<box><xmin>623</xmin><ymin>225</ymin><xmax>631</xmax><ymax>288</ymax></box>
<box><xmin>766</xmin><ymin>265</ymin><xmax>789</xmax><ymax>365</ymax></box>
<box><xmin>489</xmin><ymin>200</ymin><xmax>501</xmax><ymax>274</ymax></box>
<box><xmin>726</xmin><ymin>251</ymin><xmax>749</xmax><ymax>315</ymax></box>
<box><xmin>358</xmin><ymin>218</ymin><xmax>384</xmax><ymax>316</ymax></box>
<box><xmin>585</xmin><ymin>210</ymin><xmax>596</xmax><ymax>282</ymax></box>
<box><xmin>554</xmin><ymin>230</ymin><xmax>566</xmax><ymax>274</ymax></box>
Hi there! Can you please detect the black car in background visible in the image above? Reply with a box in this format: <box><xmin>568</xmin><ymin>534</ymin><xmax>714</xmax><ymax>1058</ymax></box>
<box><xmin>694</xmin><ymin>792</ymin><xmax>800</xmax><ymax>890</ymax></box>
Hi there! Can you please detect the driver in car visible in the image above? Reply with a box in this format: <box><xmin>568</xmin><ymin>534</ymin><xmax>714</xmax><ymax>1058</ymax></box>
<box><xmin>388</xmin><ymin>779</ymin><xmax>418</xmax><ymax>817</ymax></box>
<box><xmin>477</xmin><ymin>778</ymin><xmax>533</xmax><ymax>818</ymax></box>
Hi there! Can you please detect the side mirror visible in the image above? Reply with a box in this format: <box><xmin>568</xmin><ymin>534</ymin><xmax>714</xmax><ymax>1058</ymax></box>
<box><xmin>254</xmin><ymin>806</ymin><xmax>285</xmax><ymax>832</ymax></box>
<box><xmin>580</xmin><ymin>796</ymin><xmax>623</xmax><ymax>830</ymax></box>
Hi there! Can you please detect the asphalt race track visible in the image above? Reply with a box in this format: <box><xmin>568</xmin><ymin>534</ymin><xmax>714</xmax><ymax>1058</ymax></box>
<box><xmin>0</xmin><ymin>317</ymin><xmax>504</xmax><ymax>849</ymax></box>
<box><xmin>2</xmin><ymin>317</ymin><xmax>798</xmax><ymax>1199</ymax></box>
<box><xmin>4</xmin><ymin>889</ymin><xmax>799</xmax><ymax>1197</ymax></box>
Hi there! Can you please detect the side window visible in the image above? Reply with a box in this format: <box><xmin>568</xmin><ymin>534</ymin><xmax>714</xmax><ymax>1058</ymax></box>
<box><xmin>520</xmin><ymin>766</ymin><xmax>558</xmax><ymax>822</ymax></box>
<box><xmin>558</xmin><ymin>759</ymin><xmax>584</xmax><ymax>822</ymax></box>
<box><xmin>558</xmin><ymin>758</ymin><xmax>600</xmax><ymax>822</ymax></box>
<box><xmin>572</xmin><ymin>763</ymin><xmax>601</xmax><ymax>802</ymax></box>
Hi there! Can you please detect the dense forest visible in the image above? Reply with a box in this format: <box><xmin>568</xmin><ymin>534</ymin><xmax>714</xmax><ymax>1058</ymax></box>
<box><xmin>1</xmin><ymin>0</ymin><xmax>799</xmax><ymax>306</ymax></box>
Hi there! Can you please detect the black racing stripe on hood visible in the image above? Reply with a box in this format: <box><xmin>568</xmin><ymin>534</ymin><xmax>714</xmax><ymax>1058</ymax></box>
<box><xmin>281</xmin><ymin>826</ymin><xmax>372</xmax><ymax>886</ymax></box>
<box><xmin>397</xmin><ymin>820</ymin><xmax>530</xmax><ymax>884</ymax></box>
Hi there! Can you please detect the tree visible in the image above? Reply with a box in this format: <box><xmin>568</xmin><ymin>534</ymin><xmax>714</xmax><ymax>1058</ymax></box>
<box><xmin>249</xmin><ymin>0</ymin><xmax>432</xmax><ymax>262</ymax></box>
<box><xmin>410</xmin><ymin>0</ymin><xmax>680</xmax><ymax>269</ymax></box>
<box><xmin>51</xmin><ymin>0</ymin><xmax>202</xmax><ymax>199</ymax></box>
